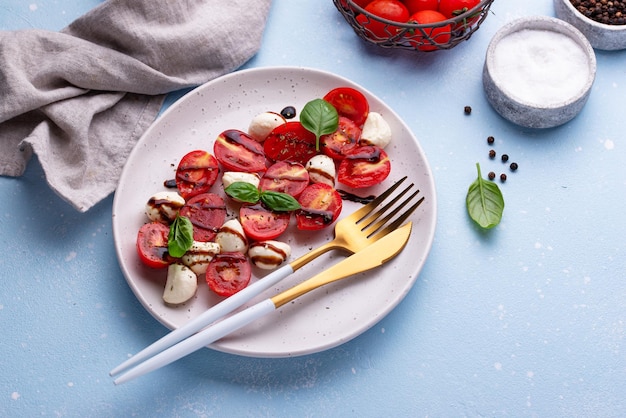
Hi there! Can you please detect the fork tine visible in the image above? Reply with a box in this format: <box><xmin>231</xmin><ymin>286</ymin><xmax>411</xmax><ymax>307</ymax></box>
<box><xmin>369</xmin><ymin>195</ymin><xmax>424</xmax><ymax>241</ymax></box>
<box><xmin>350</xmin><ymin>176</ymin><xmax>408</xmax><ymax>222</ymax></box>
<box><xmin>362</xmin><ymin>188</ymin><xmax>420</xmax><ymax>235</ymax></box>
<box><xmin>358</xmin><ymin>183</ymin><xmax>415</xmax><ymax>230</ymax></box>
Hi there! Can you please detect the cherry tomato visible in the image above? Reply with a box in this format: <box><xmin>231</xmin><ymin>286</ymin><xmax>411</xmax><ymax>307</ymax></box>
<box><xmin>355</xmin><ymin>0</ymin><xmax>410</xmax><ymax>41</ymax></box>
<box><xmin>321</xmin><ymin>116</ymin><xmax>361</xmax><ymax>161</ymax></box>
<box><xmin>213</xmin><ymin>129</ymin><xmax>267</xmax><ymax>173</ymax></box>
<box><xmin>175</xmin><ymin>150</ymin><xmax>219</xmax><ymax>200</ymax></box>
<box><xmin>136</xmin><ymin>222</ymin><xmax>171</xmax><ymax>269</ymax></box>
<box><xmin>403</xmin><ymin>0</ymin><xmax>439</xmax><ymax>14</ymax></box>
<box><xmin>296</xmin><ymin>183</ymin><xmax>343</xmax><ymax>231</ymax></box>
<box><xmin>240</xmin><ymin>203</ymin><xmax>290</xmax><ymax>241</ymax></box>
<box><xmin>342</xmin><ymin>0</ymin><xmax>374</xmax><ymax>9</ymax></box>
<box><xmin>438</xmin><ymin>0</ymin><xmax>480</xmax><ymax>19</ymax></box>
<box><xmin>323</xmin><ymin>87</ymin><xmax>370</xmax><ymax>127</ymax></box>
<box><xmin>337</xmin><ymin>145</ymin><xmax>391</xmax><ymax>188</ymax></box>
<box><xmin>407</xmin><ymin>10</ymin><xmax>452</xmax><ymax>51</ymax></box>
<box><xmin>263</xmin><ymin>122</ymin><xmax>318</xmax><ymax>166</ymax></box>
<box><xmin>259</xmin><ymin>161</ymin><xmax>310</xmax><ymax>198</ymax></box>
<box><xmin>179</xmin><ymin>193</ymin><xmax>227</xmax><ymax>242</ymax></box>
<box><xmin>439</xmin><ymin>0</ymin><xmax>481</xmax><ymax>30</ymax></box>
<box><xmin>206</xmin><ymin>252</ymin><xmax>252</xmax><ymax>297</ymax></box>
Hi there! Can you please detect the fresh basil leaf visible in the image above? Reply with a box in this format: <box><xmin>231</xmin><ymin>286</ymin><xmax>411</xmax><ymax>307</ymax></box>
<box><xmin>168</xmin><ymin>215</ymin><xmax>194</xmax><ymax>258</ymax></box>
<box><xmin>466</xmin><ymin>163</ymin><xmax>505</xmax><ymax>229</ymax></box>
<box><xmin>225</xmin><ymin>182</ymin><xmax>299</xmax><ymax>211</ymax></box>
<box><xmin>224</xmin><ymin>181</ymin><xmax>261</xmax><ymax>203</ymax></box>
<box><xmin>260</xmin><ymin>191</ymin><xmax>301</xmax><ymax>212</ymax></box>
<box><xmin>300</xmin><ymin>98</ymin><xmax>339</xmax><ymax>150</ymax></box>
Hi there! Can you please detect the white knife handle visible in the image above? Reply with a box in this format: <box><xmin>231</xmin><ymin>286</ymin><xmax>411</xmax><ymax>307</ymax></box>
<box><xmin>110</xmin><ymin>264</ymin><xmax>293</xmax><ymax>376</ymax></box>
<box><xmin>114</xmin><ymin>298</ymin><xmax>277</xmax><ymax>385</ymax></box>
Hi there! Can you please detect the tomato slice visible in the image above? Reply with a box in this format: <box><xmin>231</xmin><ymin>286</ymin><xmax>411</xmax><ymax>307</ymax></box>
<box><xmin>296</xmin><ymin>183</ymin><xmax>343</xmax><ymax>231</ymax></box>
<box><xmin>337</xmin><ymin>145</ymin><xmax>391</xmax><ymax>188</ymax></box>
<box><xmin>323</xmin><ymin>87</ymin><xmax>369</xmax><ymax>127</ymax></box>
<box><xmin>259</xmin><ymin>161</ymin><xmax>310</xmax><ymax>198</ymax></box>
<box><xmin>240</xmin><ymin>203</ymin><xmax>290</xmax><ymax>241</ymax></box>
<box><xmin>213</xmin><ymin>129</ymin><xmax>267</xmax><ymax>173</ymax></box>
<box><xmin>263</xmin><ymin>122</ymin><xmax>318</xmax><ymax>166</ymax></box>
<box><xmin>179</xmin><ymin>193</ymin><xmax>227</xmax><ymax>242</ymax></box>
<box><xmin>136</xmin><ymin>222</ymin><xmax>171</xmax><ymax>269</ymax></box>
<box><xmin>320</xmin><ymin>116</ymin><xmax>361</xmax><ymax>161</ymax></box>
<box><xmin>206</xmin><ymin>252</ymin><xmax>252</xmax><ymax>297</ymax></box>
<box><xmin>175</xmin><ymin>150</ymin><xmax>219</xmax><ymax>200</ymax></box>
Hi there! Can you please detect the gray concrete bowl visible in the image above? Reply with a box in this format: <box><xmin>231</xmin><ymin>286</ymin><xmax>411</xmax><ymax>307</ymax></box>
<box><xmin>554</xmin><ymin>0</ymin><xmax>626</xmax><ymax>50</ymax></box>
<box><xmin>483</xmin><ymin>16</ymin><xmax>596</xmax><ymax>129</ymax></box>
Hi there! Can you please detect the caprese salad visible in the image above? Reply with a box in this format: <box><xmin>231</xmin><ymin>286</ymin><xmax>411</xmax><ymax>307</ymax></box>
<box><xmin>135</xmin><ymin>86</ymin><xmax>394</xmax><ymax>306</ymax></box>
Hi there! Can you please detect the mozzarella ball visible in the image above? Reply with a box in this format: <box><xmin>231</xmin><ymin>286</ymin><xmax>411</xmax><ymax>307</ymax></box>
<box><xmin>305</xmin><ymin>154</ymin><xmax>336</xmax><ymax>187</ymax></box>
<box><xmin>163</xmin><ymin>263</ymin><xmax>198</xmax><ymax>305</ymax></box>
<box><xmin>248</xmin><ymin>240</ymin><xmax>291</xmax><ymax>270</ymax></box>
<box><xmin>145</xmin><ymin>191</ymin><xmax>185</xmax><ymax>224</ymax></box>
<box><xmin>359</xmin><ymin>112</ymin><xmax>392</xmax><ymax>148</ymax></box>
<box><xmin>181</xmin><ymin>241</ymin><xmax>220</xmax><ymax>275</ymax></box>
<box><xmin>215</xmin><ymin>219</ymin><xmax>248</xmax><ymax>253</ymax></box>
<box><xmin>248</xmin><ymin>111</ymin><xmax>286</xmax><ymax>142</ymax></box>
<box><xmin>222</xmin><ymin>171</ymin><xmax>261</xmax><ymax>190</ymax></box>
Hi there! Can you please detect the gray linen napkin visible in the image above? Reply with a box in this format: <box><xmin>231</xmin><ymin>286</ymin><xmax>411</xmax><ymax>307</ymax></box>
<box><xmin>0</xmin><ymin>0</ymin><xmax>272</xmax><ymax>212</ymax></box>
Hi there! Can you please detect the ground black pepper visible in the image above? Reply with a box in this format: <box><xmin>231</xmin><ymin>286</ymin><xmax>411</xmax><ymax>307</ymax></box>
<box><xmin>569</xmin><ymin>0</ymin><xmax>626</xmax><ymax>25</ymax></box>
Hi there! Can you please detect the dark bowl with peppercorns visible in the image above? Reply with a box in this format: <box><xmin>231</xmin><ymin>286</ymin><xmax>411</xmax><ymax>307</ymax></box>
<box><xmin>554</xmin><ymin>0</ymin><xmax>626</xmax><ymax>50</ymax></box>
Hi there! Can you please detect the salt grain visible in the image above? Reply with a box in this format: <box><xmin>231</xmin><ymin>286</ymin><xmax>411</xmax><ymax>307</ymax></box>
<box><xmin>491</xmin><ymin>29</ymin><xmax>590</xmax><ymax>107</ymax></box>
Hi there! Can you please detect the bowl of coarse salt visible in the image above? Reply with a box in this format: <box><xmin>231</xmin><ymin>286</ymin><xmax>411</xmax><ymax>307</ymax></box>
<box><xmin>554</xmin><ymin>0</ymin><xmax>626</xmax><ymax>50</ymax></box>
<box><xmin>483</xmin><ymin>16</ymin><xmax>596</xmax><ymax>129</ymax></box>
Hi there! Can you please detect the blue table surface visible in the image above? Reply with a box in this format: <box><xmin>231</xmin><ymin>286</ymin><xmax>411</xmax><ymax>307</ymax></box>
<box><xmin>2</xmin><ymin>0</ymin><xmax>626</xmax><ymax>416</ymax></box>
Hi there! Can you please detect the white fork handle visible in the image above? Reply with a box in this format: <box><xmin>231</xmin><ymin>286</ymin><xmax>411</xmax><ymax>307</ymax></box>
<box><xmin>109</xmin><ymin>264</ymin><xmax>293</xmax><ymax>376</ymax></box>
<box><xmin>113</xmin><ymin>298</ymin><xmax>276</xmax><ymax>385</ymax></box>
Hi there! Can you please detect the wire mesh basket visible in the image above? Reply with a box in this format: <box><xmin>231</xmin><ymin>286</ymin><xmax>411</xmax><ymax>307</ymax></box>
<box><xmin>333</xmin><ymin>0</ymin><xmax>495</xmax><ymax>51</ymax></box>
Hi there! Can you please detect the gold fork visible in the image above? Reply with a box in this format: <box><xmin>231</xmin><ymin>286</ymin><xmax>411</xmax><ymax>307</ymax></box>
<box><xmin>291</xmin><ymin>175</ymin><xmax>423</xmax><ymax>269</ymax></box>
<box><xmin>110</xmin><ymin>176</ymin><xmax>424</xmax><ymax>377</ymax></box>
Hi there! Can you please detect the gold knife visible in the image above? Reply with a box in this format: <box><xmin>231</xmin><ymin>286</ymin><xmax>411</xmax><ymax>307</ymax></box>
<box><xmin>272</xmin><ymin>221</ymin><xmax>412</xmax><ymax>307</ymax></box>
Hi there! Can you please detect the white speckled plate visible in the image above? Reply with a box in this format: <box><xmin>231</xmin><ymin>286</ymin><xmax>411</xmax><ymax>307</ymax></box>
<box><xmin>112</xmin><ymin>66</ymin><xmax>437</xmax><ymax>358</ymax></box>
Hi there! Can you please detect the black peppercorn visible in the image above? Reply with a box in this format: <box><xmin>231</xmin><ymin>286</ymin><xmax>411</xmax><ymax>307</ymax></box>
<box><xmin>464</xmin><ymin>106</ymin><xmax>472</xmax><ymax>115</ymax></box>
<box><xmin>487</xmin><ymin>136</ymin><xmax>495</xmax><ymax>145</ymax></box>
<box><xmin>488</xmin><ymin>171</ymin><xmax>496</xmax><ymax>180</ymax></box>
<box><xmin>510</xmin><ymin>162</ymin><xmax>518</xmax><ymax>171</ymax></box>
<box><xmin>501</xmin><ymin>154</ymin><xmax>509</xmax><ymax>162</ymax></box>
<box><xmin>570</xmin><ymin>0</ymin><xmax>626</xmax><ymax>25</ymax></box>
<box><xmin>489</xmin><ymin>149</ymin><xmax>496</xmax><ymax>159</ymax></box>
<box><xmin>500</xmin><ymin>173</ymin><xmax>507</xmax><ymax>182</ymax></box>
